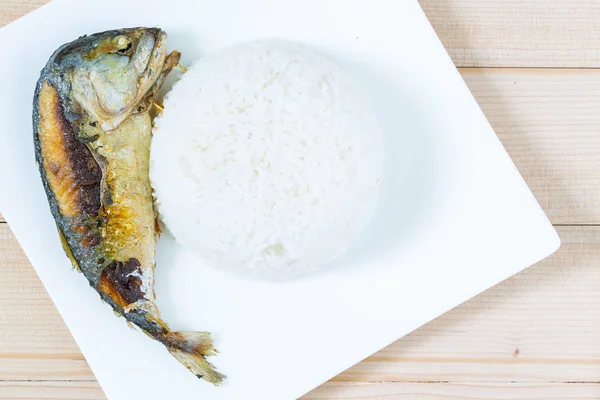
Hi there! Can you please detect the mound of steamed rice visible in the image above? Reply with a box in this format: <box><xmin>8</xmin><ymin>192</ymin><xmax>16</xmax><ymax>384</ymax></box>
<box><xmin>150</xmin><ymin>40</ymin><xmax>383</xmax><ymax>280</ymax></box>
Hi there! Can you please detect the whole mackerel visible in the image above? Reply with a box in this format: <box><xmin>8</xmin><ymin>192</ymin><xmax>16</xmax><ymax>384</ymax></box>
<box><xmin>33</xmin><ymin>27</ymin><xmax>224</xmax><ymax>384</ymax></box>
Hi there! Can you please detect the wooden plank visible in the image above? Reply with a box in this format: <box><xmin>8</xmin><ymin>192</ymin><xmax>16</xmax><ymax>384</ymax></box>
<box><xmin>303</xmin><ymin>382</ymin><xmax>600</xmax><ymax>399</ymax></box>
<box><xmin>2</xmin><ymin>381</ymin><xmax>600</xmax><ymax>400</ymax></box>
<box><xmin>1</xmin><ymin>0</ymin><xmax>600</xmax><ymax>67</ymax></box>
<box><xmin>1</xmin><ymin>224</ymin><xmax>599</xmax><ymax>383</ymax></box>
<box><xmin>0</xmin><ymin>381</ymin><xmax>104</xmax><ymax>400</ymax></box>
<box><xmin>0</xmin><ymin>225</ymin><xmax>94</xmax><ymax>381</ymax></box>
<box><xmin>3</xmin><ymin>69</ymin><xmax>598</xmax><ymax>224</ymax></box>
<box><xmin>336</xmin><ymin>225</ymin><xmax>600</xmax><ymax>383</ymax></box>
<box><xmin>420</xmin><ymin>0</ymin><xmax>600</xmax><ymax>68</ymax></box>
<box><xmin>0</xmin><ymin>2</ymin><xmax>598</xmax><ymax>222</ymax></box>
<box><xmin>462</xmin><ymin>68</ymin><xmax>600</xmax><ymax>225</ymax></box>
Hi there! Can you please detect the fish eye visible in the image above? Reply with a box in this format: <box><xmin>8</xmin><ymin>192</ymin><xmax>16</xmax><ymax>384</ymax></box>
<box><xmin>117</xmin><ymin>42</ymin><xmax>132</xmax><ymax>54</ymax></box>
<box><xmin>114</xmin><ymin>36</ymin><xmax>132</xmax><ymax>54</ymax></box>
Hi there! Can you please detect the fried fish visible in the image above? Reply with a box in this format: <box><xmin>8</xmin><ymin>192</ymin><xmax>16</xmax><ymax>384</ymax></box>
<box><xmin>33</xmin><ymin>27</ymin><xmax>224</xmax><ymax>384</ymax></box>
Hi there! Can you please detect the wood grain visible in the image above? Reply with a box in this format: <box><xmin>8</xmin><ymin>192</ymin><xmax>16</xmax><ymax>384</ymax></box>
<box><xmin>1</xmin><ymin>0</ymin><xmax>600</xmax><ymax>68</ymax></box>
<box><xmin>1</xmin><ymin>224</ymin><xmax>599</xmax><ymax>385</ymax></box>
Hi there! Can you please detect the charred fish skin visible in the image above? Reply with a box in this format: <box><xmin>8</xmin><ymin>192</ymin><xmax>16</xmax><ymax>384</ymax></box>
<box><xmin>33</xmin><ymin>28</ymin><xmax>224</xmax><ymax>384</ymax></box>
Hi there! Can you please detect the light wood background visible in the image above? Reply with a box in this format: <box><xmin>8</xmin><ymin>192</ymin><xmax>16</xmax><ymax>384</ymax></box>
<box><xmin>1</xmin><ymin>0</ymin><xmax>599</xmax><ymax>399</ymax></box>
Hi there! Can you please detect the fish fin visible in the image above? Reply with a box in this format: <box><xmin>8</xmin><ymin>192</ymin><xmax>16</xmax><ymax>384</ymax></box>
<box><xmin>154</xmin><ymin>217</ymin><xmax>162</xmax><ymax>236</ymax></box>
<box><xmin>144</xmin><ymin>50</ymin><xmax>181</xmax><ymax>108</ymax></box>
<box><xmin>58</xmin><ymin>228</ymin><xmax>80</xmax><ymax>272</ymax></box>
<box><xmin>110</xmin><ymin>310</ymin><xmax>136</xmax><ymax>331</ymax></box>
<box><xmin>168</xmin><ymin>331</ymin><xmax>225</xmax><ymax>385</ymax></box>
<box><xmin>123</xmin><ymin>300</ymin><xmax>159</xmax><ymax>315</ymax></box>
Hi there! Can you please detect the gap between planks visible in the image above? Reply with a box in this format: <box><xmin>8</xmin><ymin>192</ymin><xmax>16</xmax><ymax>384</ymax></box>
<box><xmin>2</xmin><ymin>381</ymin><xmax>600</xmax><ymax>400</ymax></box>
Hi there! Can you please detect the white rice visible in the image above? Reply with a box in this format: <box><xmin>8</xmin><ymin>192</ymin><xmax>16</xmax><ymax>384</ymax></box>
<box><xmin>150</xmin><ymin>40</ymin><xmax>383</xmax><ymax>280</ymax></box>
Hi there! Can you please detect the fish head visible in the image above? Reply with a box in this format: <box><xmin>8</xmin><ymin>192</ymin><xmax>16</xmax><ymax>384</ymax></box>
<box><xmin>64</xmin><ymin>28</ymin><xmax>171</xmax><ymax>131</ymax></box>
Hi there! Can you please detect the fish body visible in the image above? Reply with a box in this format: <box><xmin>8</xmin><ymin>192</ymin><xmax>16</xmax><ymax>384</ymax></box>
<box><xmin>33</xmin><ymin>28</ymin><xmax>224</xmax><ymax>384</ymax></box>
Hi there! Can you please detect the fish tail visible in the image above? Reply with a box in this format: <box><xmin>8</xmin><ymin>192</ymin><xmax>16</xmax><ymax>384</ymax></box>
<box><xmin>167</xmin><ymin>331</ymin><xmax>226</xmax><ymax>385</ymax></box>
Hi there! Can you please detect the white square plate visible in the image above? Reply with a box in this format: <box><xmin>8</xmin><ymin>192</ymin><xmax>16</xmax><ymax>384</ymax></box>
<box><xmin>0</xmin><ymin>0</ymin><xmax>560</xmax><ymax>399</ymax></box>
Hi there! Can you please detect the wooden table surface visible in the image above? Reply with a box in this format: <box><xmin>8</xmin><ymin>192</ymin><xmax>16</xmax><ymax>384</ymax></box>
<box><xmin>2</xmin><ymin>1</ymin><xmax>600</xmax><ymax>399</ymax></box>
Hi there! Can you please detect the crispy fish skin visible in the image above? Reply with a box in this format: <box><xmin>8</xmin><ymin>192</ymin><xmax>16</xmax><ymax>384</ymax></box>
<box><xmin>33</xmin><ymin>28</ymin><xmax>224</xmax><ymax>384</ymax></box>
